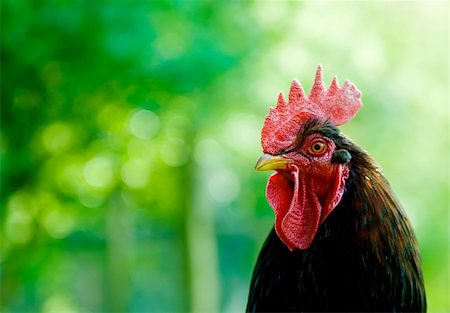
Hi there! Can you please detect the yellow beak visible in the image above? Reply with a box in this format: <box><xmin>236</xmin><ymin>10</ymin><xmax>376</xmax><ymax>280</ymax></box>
<box><xmin>255</xmin><ymin>154</ymin><xmax>290</xmax><ymax>171</ymax></box>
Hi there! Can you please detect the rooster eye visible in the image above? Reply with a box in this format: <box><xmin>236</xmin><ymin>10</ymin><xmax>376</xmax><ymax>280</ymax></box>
<box><xmin>308</xmin><ymin>140</ymin><xmax>327</xmax><ymax>155</ymax></box>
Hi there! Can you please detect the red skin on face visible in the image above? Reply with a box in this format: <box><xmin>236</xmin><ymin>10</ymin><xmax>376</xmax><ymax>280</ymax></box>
<box><xmin>266</xmin><ymin>134</ymin><xmax>349</xmax><ymax>250</ymax></box>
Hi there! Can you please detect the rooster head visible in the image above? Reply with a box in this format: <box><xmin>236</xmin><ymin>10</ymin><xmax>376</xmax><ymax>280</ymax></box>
<box><xmin>256</xmin><ymin>65</ymin><xmax>362</xmax><ymax>250</ymax></box>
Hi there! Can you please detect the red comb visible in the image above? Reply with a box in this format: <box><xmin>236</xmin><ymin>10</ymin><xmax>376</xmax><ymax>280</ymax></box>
<box><xmin>261</xmin><ymin>65</ymin><xmax>362</xmax><ymax>155</ymax></box>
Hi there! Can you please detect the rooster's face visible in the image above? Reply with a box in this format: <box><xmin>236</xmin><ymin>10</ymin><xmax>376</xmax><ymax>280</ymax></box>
<box><xmin>257</xmin><ymin>66</ymin><xmax>362</xmax><ymax>250</ymax></box>
<box><xmin>256</xmin><ymin>120</ymin><xmax>352</xmax><ymax>250</ymax></box>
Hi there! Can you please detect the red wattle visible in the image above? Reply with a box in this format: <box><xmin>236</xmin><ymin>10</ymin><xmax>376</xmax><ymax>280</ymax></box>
<box><xmin>266</xmin><ymin>163</ymin><xmax>349</xmax><ymax>251</ymax></box>
<box><xmin>266</xmin><ymin>166</ymin><xmax>322</xmax><ymax>250</ymax></box>
<box><xmin>280</xmin><ymin>165</ymin><xmax>321</xmax><ymax>250</ymax></box>
<box><xmin>266</xmin><ymin>172</ymin><xmax>294</xmax><ymax>249</ymax></box>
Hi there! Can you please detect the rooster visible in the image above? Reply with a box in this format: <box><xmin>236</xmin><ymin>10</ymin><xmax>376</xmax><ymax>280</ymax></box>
<box><xmin>246</xmin><ymin>66</ymin><xmax>426</xmax><ymax>312</ymax></box>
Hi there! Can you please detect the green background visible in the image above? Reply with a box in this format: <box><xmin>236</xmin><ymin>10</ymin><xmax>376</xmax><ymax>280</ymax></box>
<box><xmin>1</xmin><ymin>1</ymin><xmax>448</xmax><ymax>312</ymax></box>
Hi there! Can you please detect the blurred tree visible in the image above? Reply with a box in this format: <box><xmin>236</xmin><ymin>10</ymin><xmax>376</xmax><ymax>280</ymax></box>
<box><xmin>1</xmin><ymin>1</ymin><xmax>262</xmax><ymax>312</ymax></box>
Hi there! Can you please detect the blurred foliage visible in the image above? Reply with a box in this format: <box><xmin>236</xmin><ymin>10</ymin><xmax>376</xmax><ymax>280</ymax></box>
<box><xmin>0</xmin><ymin>1</ymin><xmax>448</xmax><ymax>312</ymax></box>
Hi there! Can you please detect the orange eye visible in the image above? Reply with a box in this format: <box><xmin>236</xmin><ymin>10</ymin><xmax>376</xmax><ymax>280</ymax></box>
<box><xmin>309</xmin><ymin>140</ymin><xmax>327</xmax><ymax>155</ymax></box>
